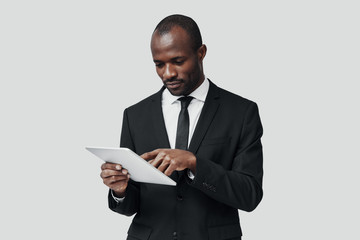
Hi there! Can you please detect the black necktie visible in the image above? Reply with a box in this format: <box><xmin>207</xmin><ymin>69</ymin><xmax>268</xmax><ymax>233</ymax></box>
<box><xmin>175</xmin><ymin>96</ymin><xmax>193</xmax><ymax>150</ymax></box>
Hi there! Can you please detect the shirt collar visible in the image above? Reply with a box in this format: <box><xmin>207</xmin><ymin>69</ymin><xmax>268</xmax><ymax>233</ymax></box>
<box><xmin>162</xmin><ymin>77</ymin><xmax>210</xmax><ymax>105</ymax></box>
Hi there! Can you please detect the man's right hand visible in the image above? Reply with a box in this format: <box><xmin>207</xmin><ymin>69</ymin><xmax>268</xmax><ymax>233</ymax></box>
<box><xmin>100</xmin><ymin>163</ymin><xmax>130</xmax><ymax>198</ymax></box>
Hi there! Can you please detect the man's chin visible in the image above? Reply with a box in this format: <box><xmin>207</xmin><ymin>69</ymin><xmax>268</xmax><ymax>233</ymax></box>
<box><xmin>166</xmin><ymin>87</ymin><xmax>184</xmax><ymax>96</ymax></box>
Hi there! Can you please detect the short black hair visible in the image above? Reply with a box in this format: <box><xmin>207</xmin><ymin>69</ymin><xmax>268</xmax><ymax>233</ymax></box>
<box><xmin>154</xmin><ymin>14</ymin><xmax>203</xmax><ymax>52</ymax></box>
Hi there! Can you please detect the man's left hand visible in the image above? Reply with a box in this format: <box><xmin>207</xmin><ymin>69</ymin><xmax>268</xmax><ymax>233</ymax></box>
<box><xmin>141</xmin><ymin>149</ymin><xmax>196</xmax><ymax>176</ymax></box>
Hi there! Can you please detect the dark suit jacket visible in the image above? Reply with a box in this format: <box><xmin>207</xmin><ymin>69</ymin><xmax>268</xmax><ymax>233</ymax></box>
<box><xmin>108</xmin><ymin>81</ymin><xmax>263</xmax><ymax>240</ymax></box>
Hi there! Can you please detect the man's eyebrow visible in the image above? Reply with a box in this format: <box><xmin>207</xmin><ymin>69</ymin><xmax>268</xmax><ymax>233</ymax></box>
<box><xmin>153</xmin><ymin>56</ymin><xmax>184</xmax><ymax>63</ymax></box>
<box><xmin>171</xmin><ymin>56</ymin><xmax>185</xmax><ymax>60</ymax></box>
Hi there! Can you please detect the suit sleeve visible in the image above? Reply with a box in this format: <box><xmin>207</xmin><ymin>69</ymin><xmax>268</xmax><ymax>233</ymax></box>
<box><xmin>189</xmin><ymin>102</ymin><xmax>263</xmax><ymax>212</ymax></box>
<box><xmin>108</xmin><ymin>108</ymin><xmax>140</xmax><ymax>216</ymax></box>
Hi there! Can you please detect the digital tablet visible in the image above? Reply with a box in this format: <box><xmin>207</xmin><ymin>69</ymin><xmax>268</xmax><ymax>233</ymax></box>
<box><xmin>86</xmin><ymin>147</ymin><xmax>176</xmax><ymax>186</ymax></box>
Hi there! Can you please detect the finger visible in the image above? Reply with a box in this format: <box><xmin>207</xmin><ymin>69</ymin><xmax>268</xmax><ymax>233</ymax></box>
<box><xmin>109</xmin><ymin>178</ymin><xmax>129</xmax><ymax>193</ymax></box>
<box><xmin>151</xmin><ymin>159</ymin><xmax>161</xmax><ymax>168</ymax></box>
<box><xmin>157</xmin><ymin>160</ymin><xmax>170</xmax><ymax>173</ymax></box>
<box><xmin>157</xmin><ymin>155</ymin><xmax>171</xmax><ymax>173</ymax></box>
<box><xmin>104</xmin><ymin>174</ymin><xmax>129</xmax><ymax>185</ymax></box>
<box><xmin>109</xmin><ymin>174</ymin><xmax>130</xmax><ymax>186</ymax></box>
<box><xmin>164</xmin><ymin>163</ymin><xmax>177</xmax><ymax>176</ymax></box>
<box><xmin>101</xmin><ymin>169</ymin><xmax>127</xmax><ymax>178</ymax></box>
<box><xmin>101</xmin><ymin>162</ymin><xmax>122</xmax><ymax>170</ymax></box>
<box><xmin>140</xmin><ymin>152</ymin><xmax>149</xmax><ymax>160</ymax></box>
<box><xmin>150</xmin><ymin>151</ymin><xmax>166</xmax><ymax>168</ymax></box>
<box><xmin>141</xmin><ymin>149</ymin><xmax>162</xmax><ymax>160</ymax></box>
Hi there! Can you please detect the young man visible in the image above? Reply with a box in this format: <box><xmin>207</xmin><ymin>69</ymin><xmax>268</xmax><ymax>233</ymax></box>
<box><xmin>100</xmin><ymin>14</ymin><xmax>263</xmax><ymax>240</ymax></box>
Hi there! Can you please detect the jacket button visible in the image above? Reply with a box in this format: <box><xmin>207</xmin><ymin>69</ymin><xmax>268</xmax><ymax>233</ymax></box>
<box><xmin>173</xmin><ymin>231</ymin><xmax>177</xmax><ymax>239</ymax></box>
<box><xmin>177</xmin><ymin>195</ymin><xmax>183</xmax><ymax>201</ymax></box>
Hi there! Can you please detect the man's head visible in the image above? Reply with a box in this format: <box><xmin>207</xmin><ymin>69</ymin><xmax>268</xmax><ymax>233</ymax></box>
<box><xmin>151</xmin><ymin>14</ymin><xmax>207</xmax><ymax>96</ymax></box>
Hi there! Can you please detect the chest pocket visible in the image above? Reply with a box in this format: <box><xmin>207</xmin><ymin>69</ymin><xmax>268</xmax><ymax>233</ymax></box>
<box><xmin>201</xmin><ymin>136</ymin><xmax>231</xmax><ymax>146</ymax></box>
<box><xmin>196</xmin><ymin>137</ymin><xmax>232</xmax><ymax>164</ymax></box>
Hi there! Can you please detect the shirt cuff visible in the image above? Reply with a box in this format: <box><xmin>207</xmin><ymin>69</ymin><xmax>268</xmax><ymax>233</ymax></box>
<box><xmin>111</xmin><ymin>189</ymin><xmax>125</xmax><ymax>203</ymax></box>
<box><xmin>187</xmin><ymin>169</ymin><xmax>195</xmax><ymax>180</ymax></box>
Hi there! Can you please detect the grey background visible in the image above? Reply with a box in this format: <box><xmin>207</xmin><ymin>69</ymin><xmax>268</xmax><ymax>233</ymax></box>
<box><xmin>1</xmin><ymin>0</ymin><xmax>359</xmax><ymax>239</ymax></box>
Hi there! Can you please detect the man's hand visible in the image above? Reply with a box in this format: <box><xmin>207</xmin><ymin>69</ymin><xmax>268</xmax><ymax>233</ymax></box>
<box><xmin>100</xmin><ymin>163</ymin><xmax>130</xmax><ymax>198</ymax></box>
<box><xmin>141</xmin><ymin>149</ymin><xmax>196</xmax><ymax>176</ymax></box>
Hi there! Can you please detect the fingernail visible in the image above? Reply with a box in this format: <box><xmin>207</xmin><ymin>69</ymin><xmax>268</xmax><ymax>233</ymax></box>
<box><xmin>122</xmin><ymin>169</ymin><xmax>127</xmax><ymax>174</ymax></box>
<box><xmin>116</xmin><ymin>165</ymin><xmax>121</xmax><ymax>170</ymax></box>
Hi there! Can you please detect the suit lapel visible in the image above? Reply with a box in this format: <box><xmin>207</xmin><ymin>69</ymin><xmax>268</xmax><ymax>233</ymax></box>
<box><xmin>178</xmin><ymin>82</ymin><xmax>220</xmax><ymax>187</ymax></box>
<box><xmin>188</xmin><ymin>80</ymin><xmax>220</xmax><ymax>154</ymax></box>
<box><xmin>150</xmin><ymin>87</ymin><xmax>171</xmax><ymax>149</ymax></box>
<box><xmin>150</xmin><ymin>87</ymin><xmax>184</xmax><ymax>182</ymax></box>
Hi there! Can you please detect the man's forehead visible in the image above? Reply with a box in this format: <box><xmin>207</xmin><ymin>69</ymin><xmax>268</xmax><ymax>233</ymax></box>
<box><xmin>151</xmin><ymin>27</ymin><xmax>192</xmax><ymax>55</ymax></box>
<box><xmin>151</xmin><ymin>31</ymin><xmax>177</xmax><ymax>49</ymax></box>
<box><xmin>152</xmin><ymin>26</ymin><xmax>191</xmax><ymax>45</ymax></box>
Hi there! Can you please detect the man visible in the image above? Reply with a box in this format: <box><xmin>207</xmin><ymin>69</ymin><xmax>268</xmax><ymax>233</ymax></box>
<box><xmin>100</xmin><ymin>14</ymin><xmax>263</xmax><ymax>240</ymax></box>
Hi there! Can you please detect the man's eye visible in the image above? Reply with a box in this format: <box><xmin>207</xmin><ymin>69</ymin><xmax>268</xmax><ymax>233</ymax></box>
<box><xmin>155</xmin><ymin>63</ymin><xmax>164</xmax><ymax>67</ymax></box>
<box><xmin>175</xmin><ymin>60</ymin><xmax>184</xmax><ymax>65</ymax></box>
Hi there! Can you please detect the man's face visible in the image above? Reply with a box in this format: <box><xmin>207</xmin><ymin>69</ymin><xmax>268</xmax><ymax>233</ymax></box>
<box><xmin>151</xmin><ymin>26</ymin><xmax>206</xmax><ymax>96</ymax></box>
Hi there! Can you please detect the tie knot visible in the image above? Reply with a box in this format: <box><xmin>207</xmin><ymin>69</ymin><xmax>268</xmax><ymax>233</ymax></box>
<box><xmin>178</xmin><ymin>96</ymin><xmax>193</xmax><ymax>109</ymax></box>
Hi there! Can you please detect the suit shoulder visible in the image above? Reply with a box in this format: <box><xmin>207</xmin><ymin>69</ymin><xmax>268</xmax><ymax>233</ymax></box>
<box><xmin>215</xmin><ymin>85</ymin><xmax>262</xmax><ymax>124</ymax></box>
<box><xmin>217</xmin><ymin>85</ymin><xmax>258</xmax><ymax>108</ymax></box>
<box><xmin>124</xmin><ymin>90</ymin><xmax>161</xmax><ymax>114</ymax></box>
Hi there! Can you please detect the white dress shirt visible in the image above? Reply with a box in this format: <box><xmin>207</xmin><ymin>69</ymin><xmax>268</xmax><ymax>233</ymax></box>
<box><xmin>112</xmin><ymin>78</ymin><xmax>210</xmax><ymax>202</ymax></box>
<box><xmin>162</xmin><ymin>78</ymin><xmax>209</xmax><ymax>149</ymax></box>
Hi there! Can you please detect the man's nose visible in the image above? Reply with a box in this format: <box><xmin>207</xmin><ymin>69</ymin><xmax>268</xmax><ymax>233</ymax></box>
<box><xmin>163</xmin><ymin>64</ymin><xmax>177</xmax><ymax>80</ymax></box>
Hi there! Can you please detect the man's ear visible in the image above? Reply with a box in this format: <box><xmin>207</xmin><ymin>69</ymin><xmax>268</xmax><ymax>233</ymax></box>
<box><xmin>197</xmin><ymin>44</ymin><xmax>207</xmax><ymax>61</ymax></box>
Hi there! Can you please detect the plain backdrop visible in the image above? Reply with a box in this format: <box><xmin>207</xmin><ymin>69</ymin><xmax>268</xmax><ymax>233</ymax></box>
<box><xmin>1</xmin><ymin>1</ymin><xmax>359</xmax><ymax>239</ymax></box>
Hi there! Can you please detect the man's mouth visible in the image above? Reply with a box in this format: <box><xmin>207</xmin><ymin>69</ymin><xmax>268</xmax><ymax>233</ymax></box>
<box><xmin>165</xmin><ymin>80</ymin><xmax>183</xmax><ymax>89</ymax></box>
